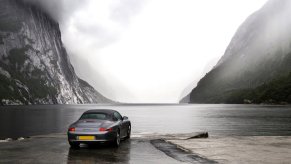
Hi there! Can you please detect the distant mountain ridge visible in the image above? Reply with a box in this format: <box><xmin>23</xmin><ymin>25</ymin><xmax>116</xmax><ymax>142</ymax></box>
<box><xmin>189</xmin><ymin>0</ymin><xmax>291</xmax><ymax>104</ymax></box>
<box><xmin>0</xmin><ymin>0</ymin><xmax>113</xmax><ymax>105</ymax></box>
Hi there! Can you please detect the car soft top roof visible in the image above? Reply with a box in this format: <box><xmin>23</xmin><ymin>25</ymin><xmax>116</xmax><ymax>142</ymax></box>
<box><xmin>84</xmin><ymin>109</ymin><xmax>117</xmax><ymax>114</ymax></box>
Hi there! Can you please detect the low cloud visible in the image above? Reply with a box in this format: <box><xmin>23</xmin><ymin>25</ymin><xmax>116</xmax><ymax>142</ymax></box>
<box><xmin>20</xmin><ymin>0</ymin><xmax>268</xmax><ymax>103</ymax></box>
<box><xmin>21</xmin><ymin>0</ymin><xmax>83</xmax><ymax>21</ymax></box>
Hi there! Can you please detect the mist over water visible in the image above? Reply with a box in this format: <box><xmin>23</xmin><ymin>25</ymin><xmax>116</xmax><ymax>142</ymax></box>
<box><xmin>211</xmin><ymin>0</ymin><xmax>291</xmax><ymax>91</ymax></box>
<box><xmin>21</xmin><ymin>0</ymin><xmax>268</xmax><ymax>103</ymax></box>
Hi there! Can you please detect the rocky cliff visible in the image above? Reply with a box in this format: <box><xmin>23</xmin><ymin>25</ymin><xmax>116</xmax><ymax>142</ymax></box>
<box><xmin>189</xmin><ymin>0</ymin><xmax>291</xmax><ymax>103</ymax></box>
<box><xmin>0</xmin><ymin>0</ymin><xmax>112</xmax><ymax>105</ymax></box>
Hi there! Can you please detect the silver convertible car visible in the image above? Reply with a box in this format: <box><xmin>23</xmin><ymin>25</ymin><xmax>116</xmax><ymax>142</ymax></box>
<box><xmin>67</xmin><ymin>109</ymin><xmax>131</xmax><ymax>148</ymax></box>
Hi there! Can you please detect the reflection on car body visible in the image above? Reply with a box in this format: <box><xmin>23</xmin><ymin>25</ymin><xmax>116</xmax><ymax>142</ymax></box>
<box><xmin>67</xmin><ymin>109</ymin><xmax>131</xmax><ymax>148</ymax></box>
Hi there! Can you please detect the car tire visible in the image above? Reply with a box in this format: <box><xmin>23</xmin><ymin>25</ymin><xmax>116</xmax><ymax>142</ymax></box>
<box><xmin>69</xmin><ymin>141</ymin><xmax>80</xmax><ymax>148</ymax></box>
<box><xmin>112</xmin><ymin>130</ymin><xmax>121</xmax><ymax>147</ymax></box>
<box><xmin>125</xmin><ymin>125</ymin><xmax>131</xmax><ymax>139</ymax></box>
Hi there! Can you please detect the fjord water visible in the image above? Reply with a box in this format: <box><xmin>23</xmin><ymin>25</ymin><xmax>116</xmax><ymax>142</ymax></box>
<box><xmin>0</xmin><ymin>104</ymin><xmax>291</xmax><ymax>139</ymax></box>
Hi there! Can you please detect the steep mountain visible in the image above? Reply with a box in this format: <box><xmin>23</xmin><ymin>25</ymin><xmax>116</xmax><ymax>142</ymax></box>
<box><xmin>190</xmin><ymin>0</ymin><xmax>291</xmax><ymax>103</ymax></box>
<box><xmin>180</xmin><ymin>94</ymin><xmax>190</xmax><ymax>104</ymax></box>
<box><xmin>0</xmin><ymin>0</ymin><xmax>112</xmax><ymax>105</ymax></box>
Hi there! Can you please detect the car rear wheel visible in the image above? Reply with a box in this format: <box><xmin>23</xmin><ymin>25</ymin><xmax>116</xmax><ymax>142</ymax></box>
<box><xmin>112</xmin><ymin>131</ymin><xmax>120</xmax><ymax>147</ymax></box>
<box><xmin>125</xmin><ymin>125</ymin><xmax>131</xmax><ymax>139</ymax></box>
<box><xmin>69</xmin><ymin>141</ymin><xmax>80</xmax><ymax>148</ymax></box>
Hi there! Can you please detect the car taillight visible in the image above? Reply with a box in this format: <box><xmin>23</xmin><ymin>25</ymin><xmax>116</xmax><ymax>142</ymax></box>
<box><xmin>99</xmin><ymin>127</ymin><xmax>112</xmax><ymax>132</ymax></box>
<box><xmin>68</xmin><ymin>127</ymin><xmax>75</xmax><ymax>132</ymax></box>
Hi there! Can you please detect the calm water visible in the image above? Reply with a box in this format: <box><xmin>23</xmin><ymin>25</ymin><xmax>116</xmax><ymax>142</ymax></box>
<box><xmin>0</xmin><ymin>104</ymin><xmax>291</xmax><ymax>139</ymax></box>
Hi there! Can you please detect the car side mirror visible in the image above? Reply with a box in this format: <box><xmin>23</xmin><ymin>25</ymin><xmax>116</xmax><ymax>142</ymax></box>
<box><xmin>123</xmin><ymin>116</ymin><xmax>128</xmax><ymax>120</ymax></box>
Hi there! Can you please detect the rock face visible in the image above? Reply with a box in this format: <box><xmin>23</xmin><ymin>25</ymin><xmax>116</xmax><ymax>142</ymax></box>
<box><xmin>0</xmin><ymin>0</ymin><xmax>112</xmax><ymax>105</ymax></box>
<box><xmin>190</xmin><ymin>0</ymin><xmax>291</xmax><ymax>103</ymax></box>
<box><xmin>180</xmin><ymin>94</ymin><xmax>190</xmax><ymax>104</ymax></box>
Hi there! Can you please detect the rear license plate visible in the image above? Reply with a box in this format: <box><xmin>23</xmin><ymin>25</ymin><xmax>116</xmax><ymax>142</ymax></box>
<box><xmin>78</xmin><ymin>136</ymin><xmax>95</xmax><ymax>140</ymax></box>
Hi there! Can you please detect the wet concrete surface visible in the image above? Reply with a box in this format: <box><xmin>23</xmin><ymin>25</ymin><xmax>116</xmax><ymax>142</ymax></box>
<box><xmin>2</xmin><ymin>133</ymin><xmax>290</xmax><ymax>163</ymax></box>
<box><xmin>0</xmin><ymin>135</ymin><xmax>184</xmax><ymax>164</ymax></box>
<box><xmin>151</xmin><ymin>139</ymin><xmax>217</xmax><ymax>164</ymax></box>
<box><xmin>168</xmin><ymin>136</ymin><xmax>291</xmax><ymax>164</ymax></box>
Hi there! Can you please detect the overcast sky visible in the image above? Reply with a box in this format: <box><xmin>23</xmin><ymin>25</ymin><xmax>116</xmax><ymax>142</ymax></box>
<box><xmin>39</xmin><ymin>0</ymin><xmax>268</xmax><ymax>103</ymax></box>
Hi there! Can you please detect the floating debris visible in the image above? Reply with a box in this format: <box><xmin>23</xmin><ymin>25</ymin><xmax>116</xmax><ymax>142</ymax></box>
<box><xmin>17</xmin><ymin>137</ymin><xmax>25</xmax><ymax>141</ymax></box>
<box><xmin>5</xmin><ymin>138</ymin><xmax>12</xmax><ymax>142</ymax></box>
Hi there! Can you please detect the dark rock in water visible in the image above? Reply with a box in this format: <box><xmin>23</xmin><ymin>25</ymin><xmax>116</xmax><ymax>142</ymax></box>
<box><xmin>190</xmin><ymin>0</ymin><xmax>291</xmax><ymax>104</ymax></box>
<box><xmin>186</xmin><ymin>132</ymin><xmax>209</xmax><ymax>139</ymax></box>
<box><xmin>0</xmin><ymin>0</ymin><xmax>113</xmax><ymax>105</ymax></box>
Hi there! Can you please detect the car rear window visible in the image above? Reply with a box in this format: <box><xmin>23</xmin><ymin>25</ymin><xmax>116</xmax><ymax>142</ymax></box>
<box><xmin>80</xmin><ymin>113</ymin><xmax>109</xmax><ymax>120</ymax></box>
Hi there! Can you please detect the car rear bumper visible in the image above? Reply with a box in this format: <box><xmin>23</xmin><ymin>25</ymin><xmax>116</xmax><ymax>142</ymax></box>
<box><xmin>67</xmin><ymin>131</ymin><xmax>116</xmax><ymax>143</ymax></box>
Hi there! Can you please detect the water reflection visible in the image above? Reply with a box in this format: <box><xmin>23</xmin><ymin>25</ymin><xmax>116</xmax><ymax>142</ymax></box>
<box><xmin>67</xmin><ymin>140</ymin><xmax>131</xmax><ymax>164</ymax></box>
<box><xmin>1</xmin><ymin>104</ymin><xmax>291</xmax><ymax>139</ymax></box>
